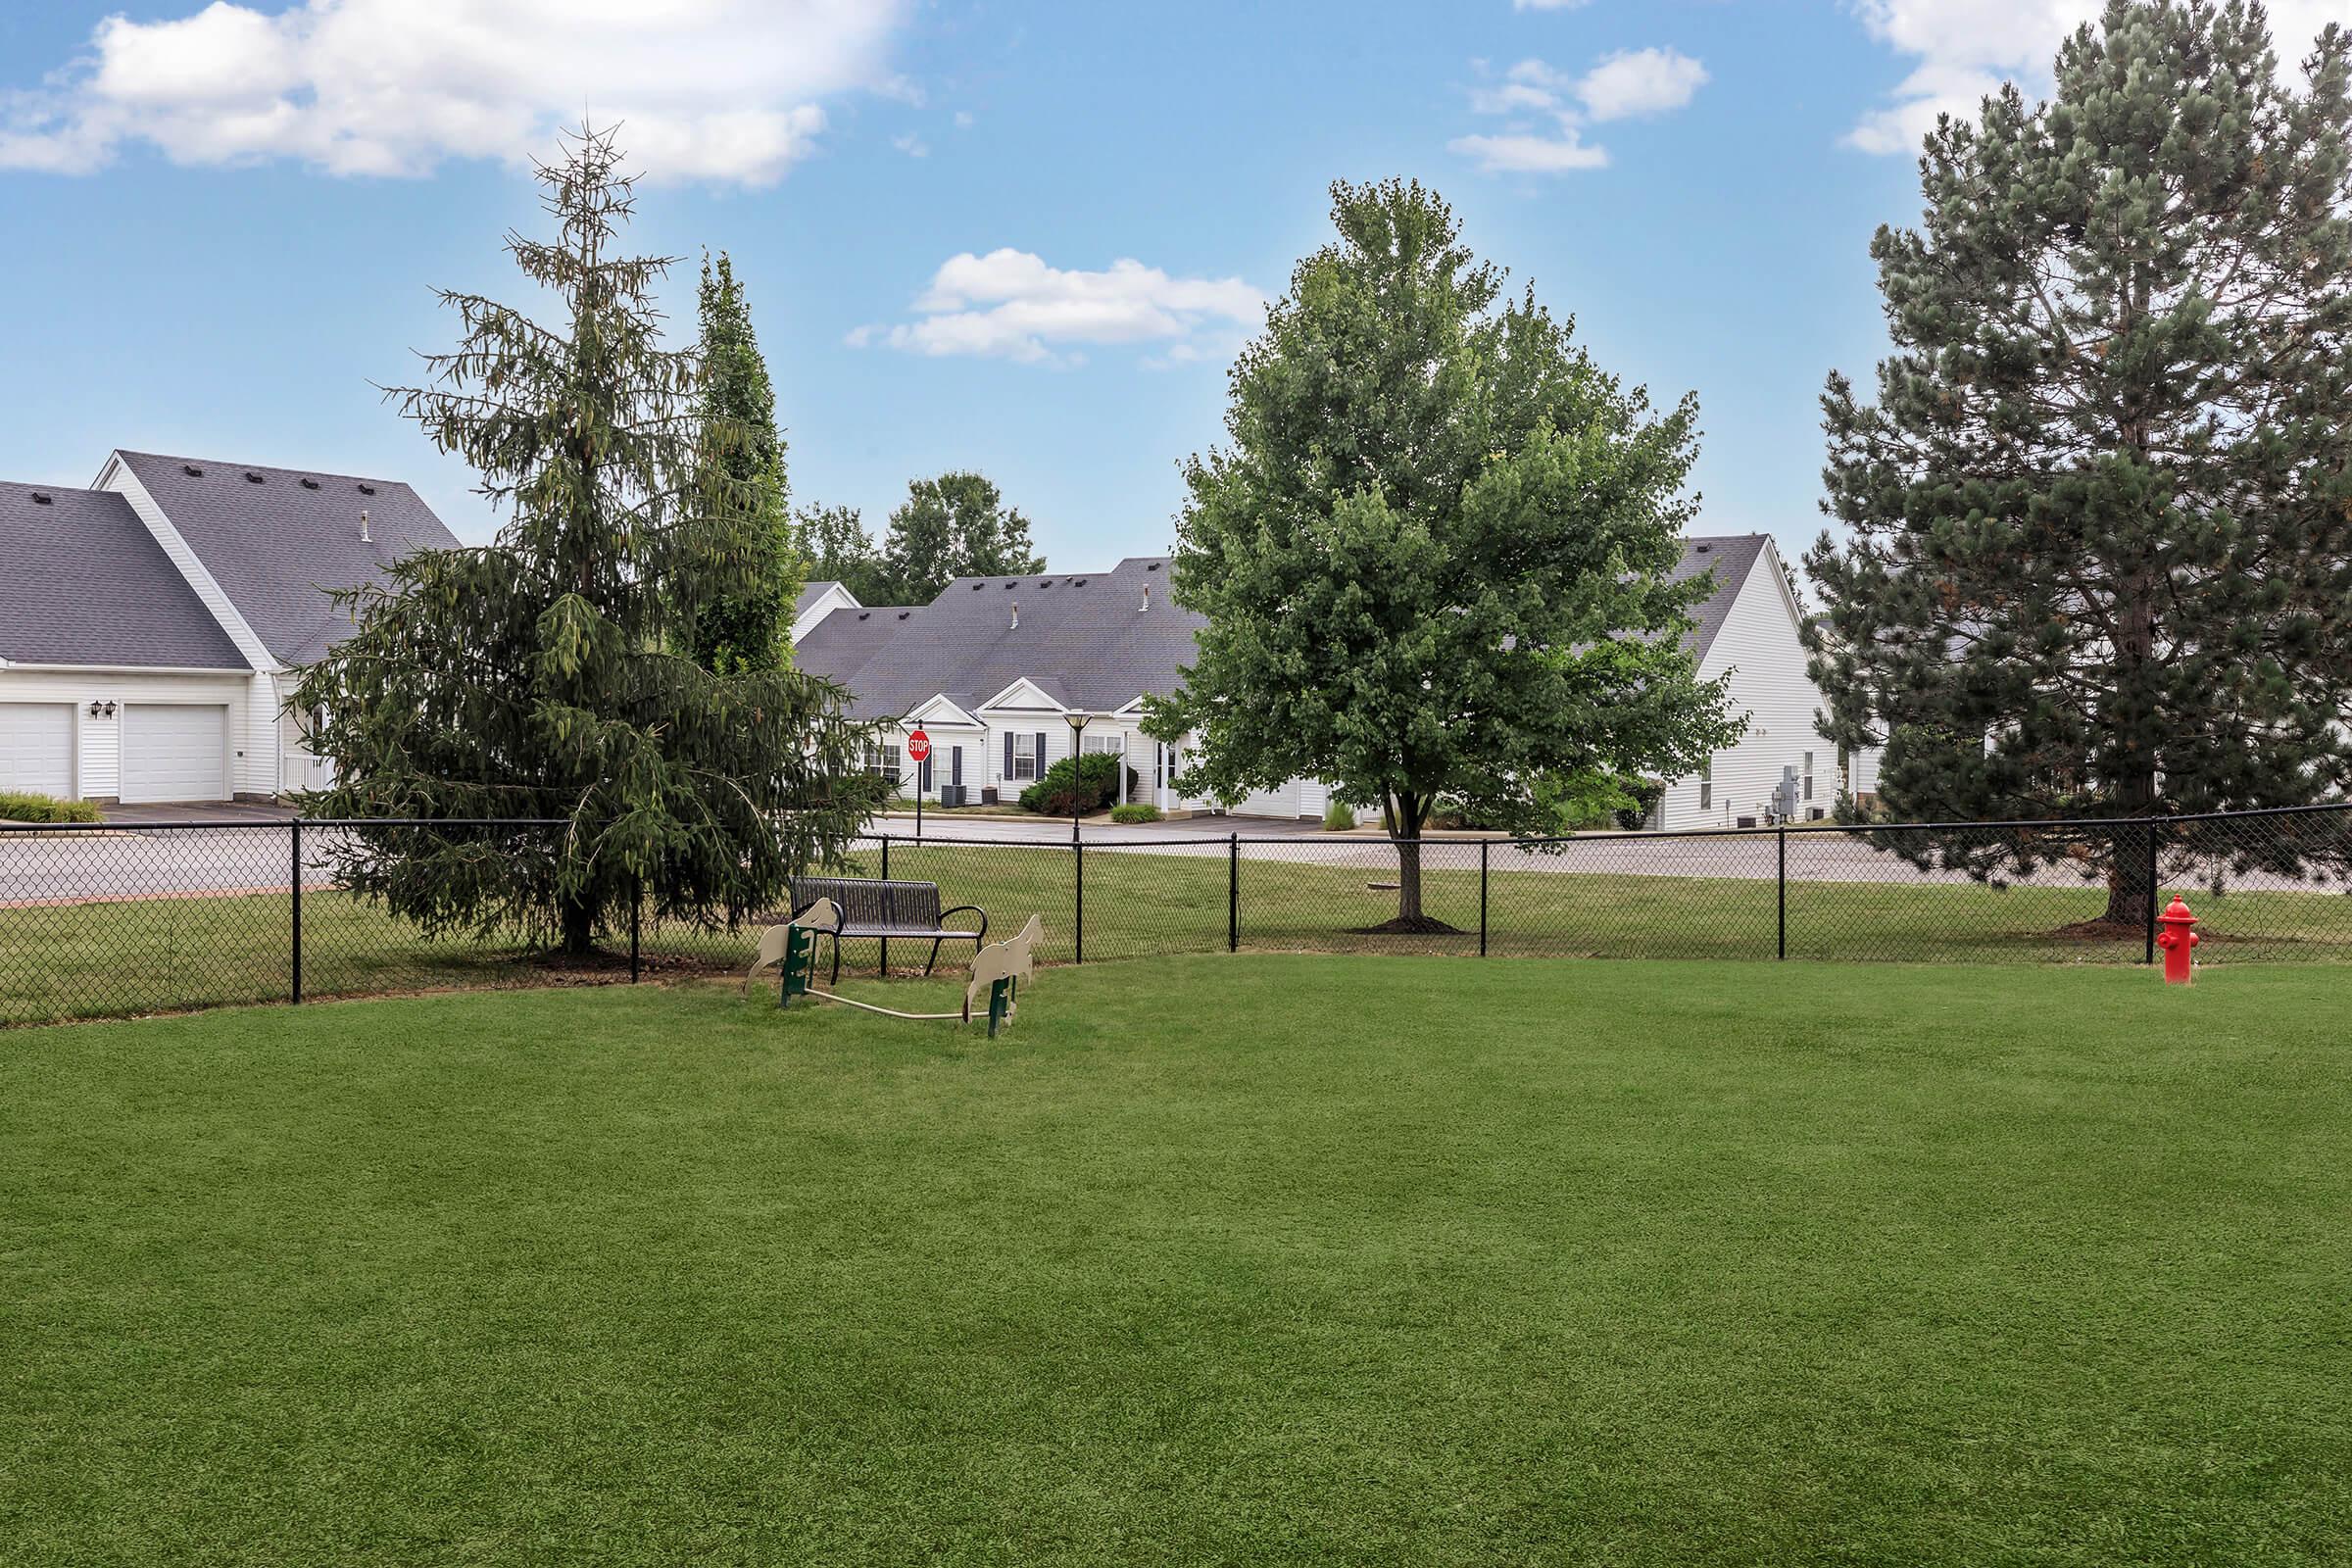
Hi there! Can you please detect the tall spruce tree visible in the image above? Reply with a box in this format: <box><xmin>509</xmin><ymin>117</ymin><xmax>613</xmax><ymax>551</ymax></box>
<box><xmin>1151</xmin><ymin>178</ymin><xmax>1741</xmax><ymax>928</ymax></box>
<box><xmin>878</xmin><ymin>471</ymin><xmax>1044</xmax><ymax>602</ymax></box>
<box><xmin>1808</xmin><ymin>0</ymin><xmax>2352</xmax><ymax>926</ymax></box>
<box><xmin>680</xmin><ymin>251</ymin><xmax>800</xmax><ymax>673</ymax></box>
<box><xmin>292</xmin><ymin>127</ymin><xmax>878</xmax><ymax>956</ymax></box>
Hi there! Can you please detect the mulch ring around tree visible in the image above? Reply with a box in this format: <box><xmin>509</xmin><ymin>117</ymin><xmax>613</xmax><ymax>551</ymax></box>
<box><xmin>1348</xmin><ymin>915</ymin><xmax>1470</xmax><ymax>937</ymax></box>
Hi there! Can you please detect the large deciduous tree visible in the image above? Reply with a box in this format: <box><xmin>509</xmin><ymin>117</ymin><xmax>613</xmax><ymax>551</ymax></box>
<box><xmin>678</xmin><ymin>250</ymin><xmax>799</xmax><ymax>674</ymax></box>
<box><xmin>1807</xmin><ymin>0</ymin><xmax>2352</xmax><ymax>927</ymax></box>
<box><xmin>292</xmin><ymin>127</ymin><xmax>878</xmax><ymax>956</ymax></box>
<box><xmin>878</xmin><ymin>470</ymin><xmax>1044</xmax><ymax>602</ymax></box>
<box><xmin>1151</xmin><ymin>178</ymin><xmax>1741</xmax><ymax>929</ymax></box>
<box><xmin>793</xmin><ymin>501</ymin><xmax>899</xmax><ymax>606</ymax></box>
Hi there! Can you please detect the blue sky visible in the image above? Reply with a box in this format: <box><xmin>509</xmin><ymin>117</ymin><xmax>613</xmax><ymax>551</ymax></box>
<box><xmin>1</xmin><ymin>0</ymin><xmax>2340</xmax><ymax>569</ymax></box>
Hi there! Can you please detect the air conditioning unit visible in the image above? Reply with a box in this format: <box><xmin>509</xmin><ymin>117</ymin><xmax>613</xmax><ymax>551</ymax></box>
<box><xmin>938</xmin><ymin>785</ymin><xmax>967</xmax><ymax>808</ymax></box>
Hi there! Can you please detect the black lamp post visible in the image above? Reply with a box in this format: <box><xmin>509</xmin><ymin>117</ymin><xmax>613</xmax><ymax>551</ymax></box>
<box><xmin>1063</xmin><ymin>711</ymin><xmax>1092</xmax><ymax>841</ymax></box>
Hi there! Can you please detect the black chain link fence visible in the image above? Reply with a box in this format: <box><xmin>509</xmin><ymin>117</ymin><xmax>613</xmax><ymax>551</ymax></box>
<box><xmin>6</xmin><ymin>805</ymin><xmax>2349</xmax><ymax>1026</ymax></box>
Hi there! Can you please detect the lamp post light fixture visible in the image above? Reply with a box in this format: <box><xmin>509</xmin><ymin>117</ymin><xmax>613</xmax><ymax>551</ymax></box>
<box><xmin>1063</xmin><ymin>711</ymin><xmax>1093</xmax><ymax>841</ymax></box>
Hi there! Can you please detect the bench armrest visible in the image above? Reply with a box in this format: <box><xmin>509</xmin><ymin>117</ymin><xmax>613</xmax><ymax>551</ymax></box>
<box><xmin>937</xmin><ymin>906</ymin><xmax>989</xmax><ymax>943</ymax></box>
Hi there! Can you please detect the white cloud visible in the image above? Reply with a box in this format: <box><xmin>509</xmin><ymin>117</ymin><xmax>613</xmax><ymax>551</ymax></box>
<box><xmin>0</xmin><ymin>0</ymin><xmax>910</xmax><ymax>184</ymax></box>
<box><xmin>853</xmin><ymin>249</ymin><xmax>1265</xmax><ymax>367</ymax></box>
<box><xmin>1447</xmin><ymin>130</ymin><xmax>1610</xmax><ymax>173</ymax></box>
<box><xmin>1451</xmin><ymin>47</ymin><xmax>1706</xmax><ymax>175</ymax></box>
<box><xmin>1574</xmin><ymin>47</ymin><xmax>1710</xmax><ymax>121</ymax></box>
<box><xmin>1845</xmin><ymin>0</ymin><xmax>2348</xmax><ymax>155</ymax></box>
<box><xmin>892</xmin><ymin>132</ymin><xmax>929</xmax><ymax>158</ymax></box>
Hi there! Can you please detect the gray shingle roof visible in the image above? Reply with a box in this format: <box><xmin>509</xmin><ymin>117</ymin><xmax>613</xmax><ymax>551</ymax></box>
<box><xmin>113</xmin><ymin>450</ymin><xmax>462</xmax><ymax>665</ymax></box>
<box><xmin>814</xmin><ymin>559</ymin><xmax>1196</xmax><ymax>721</ymax></box>
<box><xmin>795</xmin><ymin>579</ymin><xmax>851</xmax><ymax>616</ymax></box>
<box><xmin>0</xmin><ymin>483</ymin><xmax>248</xmax><ymax>669</ymax></box>
<box><xmin>1670</xmin><ymin>534</ymin><xmax>1769</xmax><ymax>665</ymax></box>
<box><xmin>806</xmin><ymin>541</ymin><xmax>1766</xmax><ymax>721</ymax></box>
<box><xmin>796</xmin><ymin>605</ymin><xmax>923</xmax><ymax>692</ymax></box>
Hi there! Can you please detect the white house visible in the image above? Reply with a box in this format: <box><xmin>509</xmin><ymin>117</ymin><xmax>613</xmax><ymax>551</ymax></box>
<box><xmin>792</xmin><ymin>540</ymin><xmax>1864</xmax><ymax>827</ymax></box>
<box><xmin>0</xmin><ymin>451</ymin><xmax>459</xmax><ymax>804</ymax></box>
<box><xmin>1650</xmin><ymin>534</ymin><xmax>1878</xmax><ymax>828</ymax></box>
<box><xmin>795</xmin><ymin>558</ymin><xmax>1323</xmax><ymax>816</ymax></box>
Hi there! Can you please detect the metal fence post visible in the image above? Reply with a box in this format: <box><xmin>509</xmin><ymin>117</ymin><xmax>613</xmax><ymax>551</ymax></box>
<box><xmin>1074</xmin><ymin>839</ymin><xmax>1085</xmax><ymax>965</ymax></box>
<box><xmin>629</xmin><ymin>872</ymin><xmax>642</xmax><ymax>984</ymax></box>
<box><xmin>290</xmin><ymin>817</ymin><xmax>303</xmax><ymax>1004</ymax></box>
<box><xmin>2143</xmin><ymin>821</ymin><xmax>2159</xmax><ymax>965</ymax></box>
<box><xmin>1777</xmin><ymin>825</ymin><xmax>1787</xmax><ymax>961</ymax></box>
<box><xmin>879</xmin><ymin>834</ymin><xmax>890</xmax><ymax>976</ymax></box>
<box><xmin>1228</xmin><ymin>832</ymin><xmax>1240</xmax><ymax>954</ymax></box>
<box><xmin>1480</xmin><ymin>839</ymin><xmax>1490</xmax><ymax>957</ymax></box>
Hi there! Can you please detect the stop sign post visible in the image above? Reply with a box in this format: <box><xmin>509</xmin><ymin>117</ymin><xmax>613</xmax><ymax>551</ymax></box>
<box><xmin>906</xmin><ymin>729</ymin><xmax>930</xmax><ymax>836</ymax></box>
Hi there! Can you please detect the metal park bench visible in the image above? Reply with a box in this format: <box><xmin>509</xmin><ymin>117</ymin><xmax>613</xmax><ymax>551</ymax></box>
<box><xmin>786</xmin><ymin>876</ymin><xmax>989</xmax><ymax>983</ymax></box>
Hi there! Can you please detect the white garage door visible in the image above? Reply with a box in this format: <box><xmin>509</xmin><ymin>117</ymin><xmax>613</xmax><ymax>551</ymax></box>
<box><xmin>122</xmin><ymin>705</ymin><xmax>229</xmax><ymax>804</ymax></box>
<box><xmin>1232</xmin><ymin>781</ymin><xmax>1301</xmax><ymax>819</ymax></box>
<box><xmin>0</xmin><ymin>703</ymin><xmax>74</xmax><ymax>798</ymax></box>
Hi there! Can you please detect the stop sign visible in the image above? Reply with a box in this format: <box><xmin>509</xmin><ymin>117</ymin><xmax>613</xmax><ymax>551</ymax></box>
<box><xmin>906</xmin><ymin>729</ymin><xmax>931</xmax><ymax>762</ymax></box>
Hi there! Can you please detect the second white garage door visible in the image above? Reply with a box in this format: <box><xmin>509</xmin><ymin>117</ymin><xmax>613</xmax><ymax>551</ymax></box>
<box><xmin>0</xmin><ymin>702</ymin><xmax>75</xmax><ymax>798</ymax></box>
<box><xmin>122</xmin><ymin>705</ymin><xmax>229</xmax><ymax>804</ymax></box>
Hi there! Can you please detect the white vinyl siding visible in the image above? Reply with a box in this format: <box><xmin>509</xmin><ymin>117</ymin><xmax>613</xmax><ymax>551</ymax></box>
<box><xmin>1658</xmin><ymin>544</ymin><xmax>1838</xmax><ymax>829</ymax></box>
<box><xmin>120</xmin><ymin>704</ymin><xmax>230</xmax><ymax>803</ymax></box>
<box><xmin>0</xmin><ymin>703</ymin><xmax>75</xmax><ymax>797</ymax></box>
<box><xmin>0</xmin><ymin>669</ymin><xmax>255</xmax><ymax>801</ymax></box>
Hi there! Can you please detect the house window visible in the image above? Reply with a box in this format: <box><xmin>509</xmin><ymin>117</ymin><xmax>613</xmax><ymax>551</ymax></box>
<box><xmin>1007</xmin><ymin>731</ymin><xmax>1047</xmax><ymax>781</ymax></box>
<box><xmin>1082</xmin><ymin>733</ymin><xmax>1124</xmax><ymax>756</ymax></box>
<box><xmin>1698</xmin><ymin>757</ymin><xmax>1713</xmax><ymax>810</ymax></box>
<box><xmin>862</xmin><ymin>742</ymin><xmax>898</xmax><ymax>782</ymax></box>
<box><xmin>1802</xmin><ymin>751</ymin><xmax>1815</xmax><ymax>802</ymax></box>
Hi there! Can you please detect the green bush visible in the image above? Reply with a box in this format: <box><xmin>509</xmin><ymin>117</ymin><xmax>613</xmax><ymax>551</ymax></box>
<box><xmin>1018</xmin><ymin>753</ymin><xmax>1126</xmax><ymax>816</ymax></box>
<box><xmin>1322</xmin><ymin>800</ymin><xmax>1357</xmax><ymax>831</ymax></box>
<box><xmin>0</xmin><ymin>791</ymin><xmax>101</xmax><ymax>824</ymax></box>
<box><xmin>1109</xmin><ymin>803</ymin><xmax>1162</xmax><ymax>824</ymax></box>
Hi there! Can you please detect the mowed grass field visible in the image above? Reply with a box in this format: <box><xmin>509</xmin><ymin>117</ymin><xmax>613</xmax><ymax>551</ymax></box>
<box><xmin>8</xmin><ymin>836</ymin><xmax>2352</xmax><ymax>1025</ymax></box>
<box><xmin>5</xmin><ymin>956</ymin><xmax>2349</xmax><ymax>1565</ymax></box>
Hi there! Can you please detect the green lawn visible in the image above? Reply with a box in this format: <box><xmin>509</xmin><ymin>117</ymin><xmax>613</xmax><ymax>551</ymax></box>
<box><xmin>9</xmin><ymin>839</ymin><xmax>2352</xmax><ymax>1026</ymax></box>
<box><xmin>5</xmin><ymin>956</ymin><xmax>2348</xmax><ymax>1565</ymax></box>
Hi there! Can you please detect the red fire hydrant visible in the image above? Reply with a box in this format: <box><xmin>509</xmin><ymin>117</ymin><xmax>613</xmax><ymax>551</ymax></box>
<box><xmin>2155</xmin><ymin>896</ymin><xmax>2199</xmax><ymax>984</ymax></box>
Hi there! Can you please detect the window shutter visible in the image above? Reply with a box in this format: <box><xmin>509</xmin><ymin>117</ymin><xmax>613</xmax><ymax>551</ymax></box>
<box><xmin>1004</xmin><ymin>731</ymin><xmax>1014</xmax><ymax>779</ymax></box>
<box><xmin>1034</xmin><ymin>732</ymin><xmax>1047</xmax><ymax>777</ymax></box>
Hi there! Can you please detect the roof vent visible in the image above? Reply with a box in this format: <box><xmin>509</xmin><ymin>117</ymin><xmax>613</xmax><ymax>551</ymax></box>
<box><xmin>1010</xmin><ymin>600</ymin><xmax>1019</xmax><ymax>631</ymax></box>
<box><xmin>245</xmin><ymin>471</ymin><xmax>265</xmax><ymax>484</ymax></box>
<box><xmin>1140</xmin><ymin>583</ymin><xmax>1150</xmax><ymax>612</ymax></box>
<box><xmin>300</xmin><ymin>477</ymin><xmax>319</xmax><ymax>490</ymax></box>
<box><xmin>181</xmin><ymin>464</ymin><xmax>204</xmax><ymax>477</ymax></box>
<box><xmin>357</xmin><ymin>483</ymin><xmax>376</xmax><ymax>496</ymax></box>
<box><xmin>1003</xmin><ymin>580</ymin><xmax>1015</xmax><ymax>589</ymax></box>
<box><xmin>30</xmin><ymin>491</ymin><xmax>53</xmax><ymax>505</ymax></box>
<box><xmin>359</xmin><ymin>510</ymin><xmax>372</xmax><ymax>543</ymax></box>
<box><xmin>970</xmin><ymin>582</ymin><xmax>984</xmax><ymax>591</ymax></box>
<box><xmin>1073</xmin><ymin>577</ymin><xmax>1087</xmax><ymax>586</ymax></box>
<box><xmin>1694</xmin><ymin>542</ymin><xmax>1711</xmax><ymax>554</ymax></box>
<box><xmin>896</xmin><ymin>611</ymin><xmax>911</xmax><ymax>619</ymax></box>
<box><xmin>1147</xmin><ymin>561</ymin><xmax>1161</xmax><ymax>571</ymax></box>
<box><xmin>1038</xmin><ymin>578</ymin><xmax>1052</xmax><ymax>589</ymax></box>
<box><xmin>858</xmin><ymin>611</ymin><xmax>871</xmax><ymax>620</ymax></box>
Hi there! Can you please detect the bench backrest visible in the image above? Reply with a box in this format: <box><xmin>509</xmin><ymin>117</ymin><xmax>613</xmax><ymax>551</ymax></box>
<box><xmin>790</xmin><ymin>875</ymin><xmax>943</xmax><ymax>929</ymax></box>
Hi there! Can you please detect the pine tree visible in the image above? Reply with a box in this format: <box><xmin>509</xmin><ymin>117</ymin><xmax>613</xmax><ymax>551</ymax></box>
<box><xmin>680</xmin><ymin>251</ymin><xmax>800</xmax><ymax>673</ymax></box>
<box><xmin>1809</xmin><ymin>0</ymin><xmax>2352</xmax><ymax>927</ymax></box>
<box><xmin>1151</xmin><ymin>178</ymin><xmax>1742</xmax><ymax>928</ymax></box>
<box><xmin>291</xmin><ymin>127</ymin><xmax>878</xmax><ymax>956</ymax></box>
<box><xmin>878</xmin><ymin>471</ymin><xmax>1044</xmax><ymax>602</ymax></box>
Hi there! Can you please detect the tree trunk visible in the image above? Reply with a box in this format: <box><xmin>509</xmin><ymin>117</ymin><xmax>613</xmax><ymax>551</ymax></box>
<box><xmin>1382</xmin><ymin>790</ymin><xmax>1426</xmax><ymax>924</ymax></box>
<box><xmin>560</xmin><ymin>893</ymin><xmax>599</xmax><ymax>957</ymax></box>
